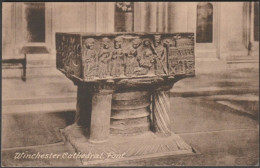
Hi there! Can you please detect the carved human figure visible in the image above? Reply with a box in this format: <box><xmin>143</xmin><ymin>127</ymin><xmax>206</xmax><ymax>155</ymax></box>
<box><xmin>58</xmin><ymin>36</ymin><xmax>65</xmax><ymax>57</ymax></box>
<box><xmin>83</xmin><ymin>38</ymin><xmax>97</xmax><ymax>79</ymax></box>
<box><xmin>64</xmin><ymin>37</ymin><xmax>76</xmax><ymax>74</ymax></box>
<box><xmin>57</xmin><ymin>35</ymin><xmax>66</xmax><ymax>68</ymax></box>
<box><xmin>153</xmin><ymin>35</ymin><xmax>167</xmax><ymax>75</ymax></box>
<box><xmin>134</xmin><ymin>39</ymin><xmax>155</xmax><ymax>75</ymax></box>
<box><xmin>178</xmin><ymin>60</ymin><xmax>185</xmax><ymax>74</ymax></box>
<box><xmin>185</xmin><ymin>60</ymin><xmax>194</xmax><ymax>75</ymax></box>
<box><xmin>111</xmin><ymin>37</ymin><xmax>124</xmax><ymax>77</ymax></box>
<box><xmin>62</xmin><ymin>37</ymin><xmax>69</xmax><ymax>70</ymax></box>
<box><xmin>69</xmin><ymin>37</ymin><xmax>75</xmax><ymax>58</ymax></box>
<box><xmin>98</xmin><ymin>37</ymin><xmax>111</xmax><ymax>78</ymax></box>
<box><xmin>125</xmin><ymin>38</ymin><xmax>142</xmax><ymax>77</ymax></box>
<box><xmin>73</xmin><ymin>38</ymin><xmax>81</xmax><ymax>67</ymax></box>
<box><xmin>70</xmin><ymin>37</ymin><xmax>82</xmax><ymax>76</ymax></box>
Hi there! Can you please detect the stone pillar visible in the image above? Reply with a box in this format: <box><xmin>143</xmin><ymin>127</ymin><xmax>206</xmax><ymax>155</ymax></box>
<box><xmin>248</xmin><ymin>2</ymin><xmax>254</xmax><ymax>56</ymax></box>
<box><xmin>134</xmin><ymin>2</ymin><xmax>168</xmax><ymax>32</ymax></box>
<box><xmin>152</xmin><ymin>84</ymin><xmax>172</xmax><ymax>136</ymax></box>
<box><xmin>168</xmin><ymin>2</ymin><xmax>188</xmax><ymax>33</ymax></box>
<box><xmin>147</xmin><ymin>2</ymin><xmax>157</xmax><ymax>32</ymax></box>
<box><xmin>14</xmin><ymin>3</ymin><xmax>24</xmax><ymax>54</ymax></box>
<box><xmin>115</xmin><ymin>2</ymin><xmax>134</xmax><ymax>32</ymax></box>
<box><xmin>85</xmin><ymin>2</ymin><xmax>96</xmax><ymax>32</ymax></box>
<box><xmin>89</xmin><ymin>89</ymin><xmax>113</xmax><ymax>143</ymax></box>
<box><xmin>187</xmin><ymin>3</ymin><xmax>197</xmax><ymax>33</ymax></box>
<box><xmin>96</xmin><ymin>2</ymin><xmax>115</xmax><ymax>33</ymax></box>
<box><xmin>134</xmin><ymin>2</ymin><xmax>150</xmax><ymax>32</ymax></box>
<box><xmin>2</xmin><ymin>3</ymin><xmax>14</xmax><ymax>58</ymax></box>
<box><xmin>74</xmin><ymin>84</ymin><xmax>92</xmax><ymax>129</ymax></box>
<box><xmin>157</xmin><ymin>2</ymin><xmax>168</xmax><ymax>32</ymax></box>
<box><xmin>74</xmin><ymin>81</ymin><xmax>114</xmax><ymax>143</ymax></box>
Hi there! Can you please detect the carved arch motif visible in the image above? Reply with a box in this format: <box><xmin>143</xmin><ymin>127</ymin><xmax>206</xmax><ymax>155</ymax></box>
<box><xmin>196</xmin><ymin>2</ymin><xmax>213</xmax><ymax>43</ymax></box>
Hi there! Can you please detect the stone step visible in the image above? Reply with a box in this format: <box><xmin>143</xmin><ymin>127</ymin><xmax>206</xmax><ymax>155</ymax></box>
<box><xmin>2</xmin><ymin>96</ymin><xmax>76</xmax><ymax>106</ymax></box>
<box><xmin>2</xmin><ymin>66</ymin><xmax>62</xmax><ymax>79</ymax></box>
<box><xmin>194</xmin><ymin>93</ymin><xmax>259</xmax><ymax>120</ymax></box>
<box><xmin>171</xmin><ymin>87</ymin><xmax>259</xmax><ymax>97</ymax></box>
<box><xmin>216</xmin><ymin>100</ymin><xmax>258</xmax><ymax>118</ymax></box>
<box><xmin>2</xmin><ymin>53</ymin><xmax>59</xmax><ymax>79</ymax></box>
<box><xmin>226</xmin><ymin>55</ymin><xmax>259</xmax><ymax>69</ymax></box>
<box><xmin>206</xmin><ymin>94</ymin><xmax>259</xmax><ymax>102</ymax></box>
<box><xmin>227</xmin><ymin>55</ymin><xmax>259</xmax><ymax>62</ymax></box>
<box><xmin>2</xmin><ymin>102</ymin><xmax>76</xmax><ymax>114</ymax></box>
<box><xmin>2</xmin><ymin>75</ymin><xmax>77</xmax><ymax>100</ymax></box>
<box><xmin>227</xmin><ymin>59</ymin><xmax>259</xmax><ymax>63</ymax></box>
<box><xmin>227</xmin><ymin>62</ymin><xmax>259</xmax><ymax>69</ymax></box>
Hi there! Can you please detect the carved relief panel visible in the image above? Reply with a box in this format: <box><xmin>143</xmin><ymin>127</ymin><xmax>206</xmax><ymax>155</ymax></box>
<box><xmin>56</xmin><ymin>33</ymin><xmax>82</xmax><ymax>77</ymax></box>
<box><xmin>168</xmin><ymin>34</ymin><xmax>195</xmax><ymax>76</ymax></box>
<box><xmin>56</xmin><ymin>33</ymin><xmax>195</xmax><ymax>81</ymax></box>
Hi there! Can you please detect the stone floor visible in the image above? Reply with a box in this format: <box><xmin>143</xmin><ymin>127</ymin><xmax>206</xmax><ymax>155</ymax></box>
<box><xmin>2</xmin><ymin>95</ymin><xmax>259</xmax><ymax>166</ymax></box>
<box><xmin>1</xmin><ymin>63</ymin><xmax>259</xmax><ymax>166</ymax></box>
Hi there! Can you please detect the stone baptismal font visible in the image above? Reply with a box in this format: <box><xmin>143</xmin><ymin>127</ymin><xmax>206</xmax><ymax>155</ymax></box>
<box><xmin>56</xmin><ymin>32</ymin><xmax>195</xmax><ymax>165</ymax></box>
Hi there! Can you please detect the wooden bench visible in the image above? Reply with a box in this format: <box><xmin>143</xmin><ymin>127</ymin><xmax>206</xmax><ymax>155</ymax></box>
<box><xmin>2</xmin><ymin>46</ymin><xmax>49</xmax><ymax>81</ymax></box>
<box><xmin>2</xmin><ymin>55</ymin><xmax>27</xmax><ymax>81</ymax></box>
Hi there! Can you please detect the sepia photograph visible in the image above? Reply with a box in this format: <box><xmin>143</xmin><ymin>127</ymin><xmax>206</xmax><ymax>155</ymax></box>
<box><xmin>1</xmin><ymin>1</ymin><xmax>259</xmax><ymax>166</ymax></box>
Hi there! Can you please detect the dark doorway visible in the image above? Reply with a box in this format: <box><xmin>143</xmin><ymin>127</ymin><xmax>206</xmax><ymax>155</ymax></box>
<box><xmin>196</xmin><ymin>3</ymin><xmax>213</xmax><ymax>43</ymax></box>
<box><xmin>25</xmin><ymin>3</ymin><xmax>45</xmax><ymax>42</ymax></box>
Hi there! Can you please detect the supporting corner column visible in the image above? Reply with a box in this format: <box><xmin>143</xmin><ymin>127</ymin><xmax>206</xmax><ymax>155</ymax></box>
<box><xmin>89</xmin><ymin>89</ymin><xmax>114</xmax><ymax>143</ymax></box>
<box><xmin>248</xmin><ymin>2</ymin><xmax>255</xmax><ymax>56</ymax></box>
<box><xmin>87</xmin><ymin>82</ymin><xmax>115</xmax><ymax>143</ymax></box>
<box><xmin>75</xmin><ymin>83</ymin><xmax>92</xmax><ymax>128</ymax></box>
<box><xmin>74</xmin><ymin>81</ymin><xmax>114</xmax><ymax>143</ymax></box>
<box><xmin>152</xmin><ymin>84</ymin><xmax>173</xmax><ymax>136</ymax></box>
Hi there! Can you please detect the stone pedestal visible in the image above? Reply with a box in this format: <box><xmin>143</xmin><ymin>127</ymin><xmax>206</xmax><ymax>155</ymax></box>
<box><xmin>56</xmin><ymin>32</ymin><xmax>196</xmax><ymax>165</ymax></box>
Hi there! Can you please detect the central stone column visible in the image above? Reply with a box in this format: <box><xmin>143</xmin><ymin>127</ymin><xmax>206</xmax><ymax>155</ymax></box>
<box><xmin>56</xmin><ymin>32</ymin><xmax>196</xmax><ymax>165</ymax></box>
<box><xmin>111</xmin><ymin>91</ymin><xmax>151</xmax><ymax>135</ymax></box>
